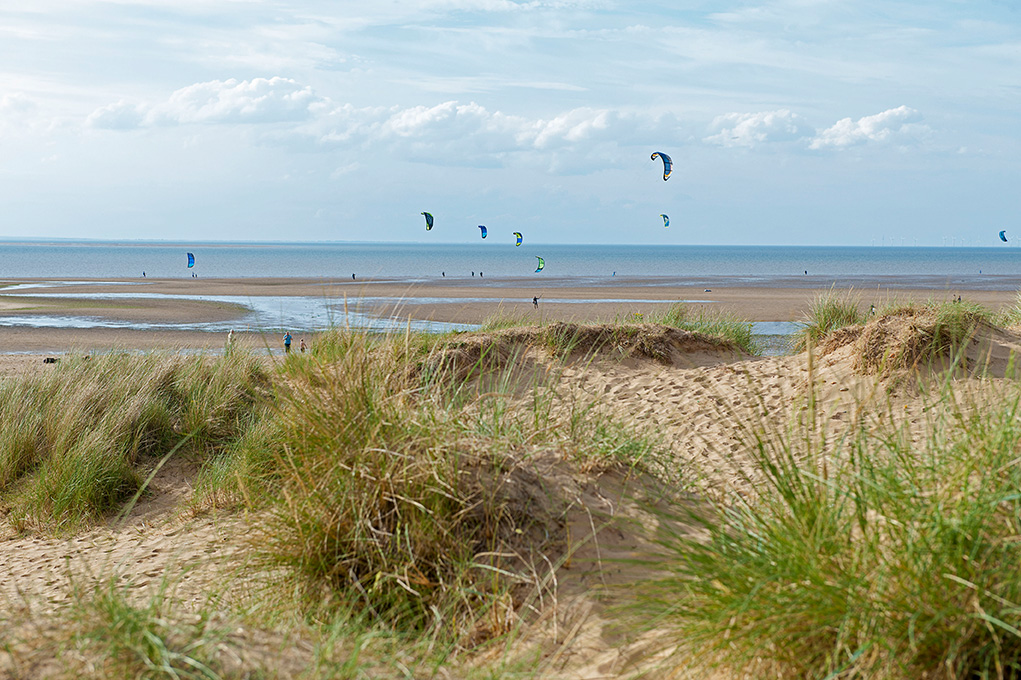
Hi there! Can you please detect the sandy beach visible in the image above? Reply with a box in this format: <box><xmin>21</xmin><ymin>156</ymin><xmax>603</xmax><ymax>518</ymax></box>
<box><xmin>2</xmin><ymin>276</ymin><xmax>1021</xmax><ymax>677</ymax></box>
<box><xmin>0</xmin><ymin>276</ymin><xmax>1015</xmax><ymax>358</ymax></box>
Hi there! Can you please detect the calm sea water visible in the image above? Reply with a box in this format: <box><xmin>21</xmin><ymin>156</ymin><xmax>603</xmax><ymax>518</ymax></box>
<box><xmin>2</xmin><ymin>241</ymin><xmax>1020</xmax><ymax>288</ymax></box>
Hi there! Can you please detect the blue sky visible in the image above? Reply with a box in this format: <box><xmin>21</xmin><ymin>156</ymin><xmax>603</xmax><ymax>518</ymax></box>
<box><xmin>0</xmin><ymin>0</ymin><xmax>1018</xmax><ymax>246</ymax></box>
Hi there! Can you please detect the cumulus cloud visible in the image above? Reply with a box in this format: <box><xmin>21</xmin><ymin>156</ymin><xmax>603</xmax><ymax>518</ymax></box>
<box><xmin>810</xmin><ymin>105</ymin><xmax>928</xmax><ymax>149</ymax></box>
<box><xmin>87</xmin><ymin>79</ymin><xmax>683</xmax><ymax>170</ymax></box>
<box><xmin>704</xmin><ymin>109</ymin><xmax>811</xmax><ymax>147</ymax></box>
<box><xmin>317</xmin><ymin>101</ymin><xmax>678</xmax><ymax>161</ymax></box>
<box><xmin>86</xmin><ymin>101</ymin><xmax>146</xmax><ymax>130</ymax></box>
<box><xmin>87</xmin><ymin>77</ymin><xmax>329</xmax><ymax>129</ymax></box>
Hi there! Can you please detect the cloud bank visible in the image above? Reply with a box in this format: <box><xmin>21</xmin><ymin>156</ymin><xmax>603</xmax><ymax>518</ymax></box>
<box><xmin>86</xmin><ymin>77</ymin><xmax>328</xmax><ymax>130</ymax></box>
<box><xmin>85</xmin><ymin>79</ymin><xmax>929</xmax><ymax>169</ymax></box>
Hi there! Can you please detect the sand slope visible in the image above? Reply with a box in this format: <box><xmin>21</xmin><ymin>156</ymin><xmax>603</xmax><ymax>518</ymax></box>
<box><xmin>2</xmin><ymin>317</ymin><xmax>1021</xmax><ymax>677</ymax></box>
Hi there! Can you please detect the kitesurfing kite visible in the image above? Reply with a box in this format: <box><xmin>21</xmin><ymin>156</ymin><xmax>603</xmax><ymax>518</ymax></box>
<box><xmin>661</xmin><ymin>214</ymin><xmax>669</xmax><ymax>228</ymax></box>
<box><xmin>422</xmin><ymin>212</ymin><xmax>434</xmax><ymax>231</ymax></box>
<box><xmin>1000</xmin><ymin>230</ymin><xmax>1008</xmax><ymax>242</ymax></box>
<box><xmin>187</xmin><ymin>252</ymin><xmax>195</xmax><ymax>268</ymax></box>
<box><xmin>479</xmin><ymin>225</ymin><xmax>487</xmax><ymax>239</ymax></box>
<box><xmin>651</xmin><ymin>152</ymin><xmax>672</xmax><ymax>181</ymax></box>
<box><xmin>535</xmin><ymin>256</ymin><xmax>544</xmax><ymax>273</ymax></box>
<box><xmin>513</xmin><ymin>231</ymin><xmax>523</xmax><ymax>246</ymax></box>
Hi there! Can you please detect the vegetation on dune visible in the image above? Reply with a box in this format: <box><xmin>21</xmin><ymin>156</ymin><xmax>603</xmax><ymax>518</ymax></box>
<box><xmin>193</xmin><ymin>328</ymin><xmax>660</xmax><ymax>638</ymax></box>
<box><xmin>793</xmin><ymin>289</ymin><xmax>867</xmax><ymax>351</ymax></box>
<box><xmin>852</xmin><ymin>299</ymin><xmax>994</xmax><ymax>374</ymax></box>
<box><xmin>11</xmin><ymin>298</ymin><xmax>1021</xmax><ymax>677</ymax></box>
<box><xmin>652</xmin><ymin>302</ymin><xmax>758</xmax><ymax>355</ymax></box>
<box><xmin>0</xmin><ymin>351</ymin><xmax>267</xmax><ymax>533</ymax></box>
<box><xmin>639</xmin><ymin>374</ymin><xmax>1021</xmax><ymax>679</ymax></box>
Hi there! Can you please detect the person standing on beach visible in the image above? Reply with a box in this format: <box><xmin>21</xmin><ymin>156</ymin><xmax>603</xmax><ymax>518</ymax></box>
<box><xmin>300</xmin><ymin>337</ymin><xmax>307</xmax><ymax>353</ymax></box>
<box><xmin>283</xmin><ymin>331</ymin><xmax>292</xmax><ymax>353</ymax></box>
<box><xmin>532</xmin><ymin>296</ymin><xmax>539</xmax><ymax>309</ymax></box>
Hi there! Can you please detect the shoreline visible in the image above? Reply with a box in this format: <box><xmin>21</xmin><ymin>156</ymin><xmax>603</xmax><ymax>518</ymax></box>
<box><xmin>0</xmin><ymin>276</ymin><xmax>1015</xmax><ymax>356</ymax></box>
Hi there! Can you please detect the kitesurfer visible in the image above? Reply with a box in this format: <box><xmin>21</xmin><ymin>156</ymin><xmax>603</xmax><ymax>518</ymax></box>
<box><xmin>533</xmin><ymin>296</ymin><xmax>539</xmax><ymax>309</ymax></box>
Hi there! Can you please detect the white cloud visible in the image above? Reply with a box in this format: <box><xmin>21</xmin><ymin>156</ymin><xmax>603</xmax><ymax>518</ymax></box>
<box><xmin>0</xmin><ymin>93</ymin><xmax>40</xmax><ymax>134</ymax></box>
<box><xmin>810</xmin><ymin>105</ymin><xmax>928</xmax><ymax>149</ymax></box>
<box><xmin>86</xmin><ymin>77</ymin><xmax>329</xmax><ymax>129</ymax></box>
<box><xmin>704</xmin><ymin>109</ymin><xmax>812</xmax><ymax>148</ymax></box>
<box><xmin>318</xmin><ymin>101</ymin><xmax>680</xmax><ymax>163</ymax></box>
<box><xmin>85</xmin><ymin>100</ymin><xmax>145</xmax><ymax>130</ymax></box>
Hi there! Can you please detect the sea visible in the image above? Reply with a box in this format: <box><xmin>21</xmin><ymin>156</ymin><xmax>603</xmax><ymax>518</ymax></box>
<box><xmin>2</xmin><ymin>240</ymin><xmax>1020</xmax><ymax>286</ymax></box>
<box><xmin>2</xmin><ymin>241</ymin><xmax>1020</xmax><ymax>353</ymax></box>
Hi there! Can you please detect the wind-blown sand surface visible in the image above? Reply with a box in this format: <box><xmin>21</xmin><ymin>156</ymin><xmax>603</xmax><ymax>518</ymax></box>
<box><xmin>1</xmin><ymin>280</ymin><xmax>1020</xmax><ymax>676</ymax></box>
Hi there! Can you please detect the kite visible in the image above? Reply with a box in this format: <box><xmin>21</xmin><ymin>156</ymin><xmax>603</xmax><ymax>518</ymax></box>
<box><xmin>479</xmin><ymin>225</ymin><xmax>487</xmax><ymax>239</ymax></box>
<box><xmin>535</xmin><ymin>256</ymin><xmax>544</xmax><ymax>273</ymax></box>
<box><xmin>187</xmin><ymin>252</ymin><xmax>195</xmax><ymax>268</ymax></box>
<box><xmin>513</xmin><ymin>231</ymin><xmax>523</xmax><ymax>246</ymax></box>
<box><xmin>422</xmin><ymin>212</ymin><xmax>434</xmax><ymax>231</ymax></box>
<box><xmin>661</xmin><ymin>214</ymin><xmax>669</xmax><ymax>228</ymax></box>
<box><xmin>1000</xmin><ymin>230</ymin><xmax>1008</xmax><ymax>242</ymax></box>
<box><xmin>651</xmin><ymin>151</ymin><xmax>672</xmax><ymax>181</ymax></box>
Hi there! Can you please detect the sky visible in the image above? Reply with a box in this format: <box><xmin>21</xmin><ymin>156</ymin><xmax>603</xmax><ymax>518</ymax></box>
<box><xmin>0</xmin><ymin>0</ymin><xmax>1019</xmax><ymax>246</ymax></box>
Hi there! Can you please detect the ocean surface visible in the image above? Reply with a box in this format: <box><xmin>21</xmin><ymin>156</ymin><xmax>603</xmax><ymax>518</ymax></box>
<box><xmin>2</xmin><ymin>241</ymin><xmax>1021</xmax><ymax>288</ymax></box>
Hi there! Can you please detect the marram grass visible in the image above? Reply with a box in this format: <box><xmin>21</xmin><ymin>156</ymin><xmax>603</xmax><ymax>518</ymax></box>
<box><xmin>638</xmin><ymin>375</ymin><xmax>1021</xmax><ymax>679</ymax></box>
<box><xmin>793</xmin><ymin>289</ymin><xmax>866</xmax><ymax>351</ymax></box>
<box><xmin>196</xmin><ymin>328</ymin><xmax>661</xmax><ymax>637</ymax></box>
<box><xmin>0</xmin><ymin>351</ymin><xmax>267</xmax><ymax>533</ymax></box>
<box><xmin>652</xmin><ymin>302</ymin><xmax>757</xmax><ymax>355</ymax></box>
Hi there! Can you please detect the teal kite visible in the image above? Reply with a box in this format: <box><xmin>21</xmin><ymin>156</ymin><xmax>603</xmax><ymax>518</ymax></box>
<box><xmin>479</xmin><ymin>225</ymin><xmax>487</xmax><ymax>239</ymax></box>
<box><xmin>661</xmin><ymin>214</ymin><xmax>669</xmax><ymax>228</ymax></box>
<box><xmin>187</xmin><ymin>252</ymin><xmax>195</xmax><ymax>268</ymax></box>
<box><xmin>535</xmin><ymin>256</ymin><xmax>544</xmax><ymax>273</ymax></box>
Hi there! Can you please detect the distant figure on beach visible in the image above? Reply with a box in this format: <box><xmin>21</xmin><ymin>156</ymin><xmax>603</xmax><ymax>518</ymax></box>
<box><xmin>300</xmin><ymin>337</ymin><xmax>307</xmax><ymax>353</ymax></box>
<box><xmin>283</xmin><ymin>331</ymin><xmax>292</xmax><ymax>353</ymax></box>
<box><xmin>227</xmin><ymin>329</ymin><xmax>235</xmax><ymax>347</ymax></box>
<box><xmin>869</xmin><ymin>304</ymin><xmax>875</xmax><ymax>316</ymax></box>
<box><xmin>532</xmin><ymin>296</ymin><xmax>539</xmax><ymax>309</ymax></box>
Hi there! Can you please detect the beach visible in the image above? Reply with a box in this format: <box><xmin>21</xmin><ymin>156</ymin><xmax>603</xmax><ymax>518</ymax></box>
<box><xmin>0</xmin><ymin>276</ymin><xmax>1015</xmax><ymax>358</ymax></box>
<box><xmin>3</xmin><ymin>274</ymin><xmax>1021</xmax><ymax>677</ymax></box>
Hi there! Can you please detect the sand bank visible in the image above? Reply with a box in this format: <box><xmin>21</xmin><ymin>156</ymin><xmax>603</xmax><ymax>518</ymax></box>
<box><xmin>0</xmin><ymin>277</ymin><xmax>1015</xmax><ymax>357</ymax></box>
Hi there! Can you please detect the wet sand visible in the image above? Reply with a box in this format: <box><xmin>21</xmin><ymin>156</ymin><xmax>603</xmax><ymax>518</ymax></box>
<box><xmin>0</xmin><ymin>277</ymin><xmax>1015</xmax><ymax>356</ymax></box>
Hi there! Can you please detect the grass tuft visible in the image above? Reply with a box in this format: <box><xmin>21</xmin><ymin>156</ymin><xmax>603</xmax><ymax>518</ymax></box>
<box><xmin>652</xmin><ymin>303</ymin><xmax>757</xmax><ymax>355</ymax></box>
<box><xmin>0</xmin><ymin>351</ymin><xmax>267</xmax><ymax>533</ymax></box>
<box><xmin>793</xmin><ymin>290</ymin><xmax>866</xmax><ymax>351</ymax></box>
<box><xmin>638</xmin><ymin>375</ymin><xmax>1021</xmax><ymax>678</ymax></box>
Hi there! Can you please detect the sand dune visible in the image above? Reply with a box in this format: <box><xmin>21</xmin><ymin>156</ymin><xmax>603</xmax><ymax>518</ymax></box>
<box><xmin>2</xmin><ymin>310</ymin><xmax>1021</xmax><ymax>676</ymax></box>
